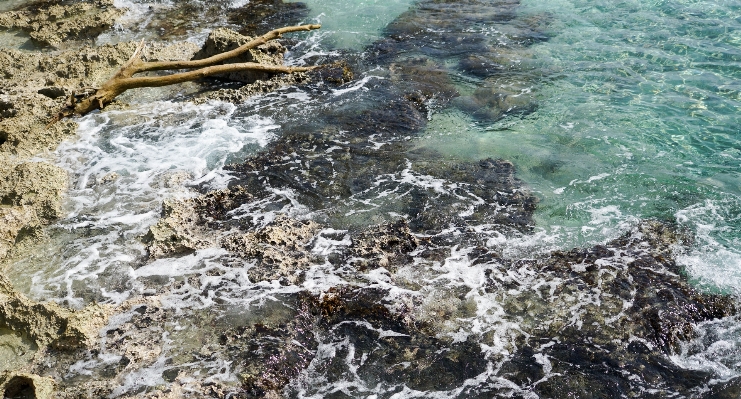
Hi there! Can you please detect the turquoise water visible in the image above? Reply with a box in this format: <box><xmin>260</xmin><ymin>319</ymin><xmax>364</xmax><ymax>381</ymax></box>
<box><xmin>287</xmin><ymin>0</ymin><xmax>416</xmax><ymax>48</ymax></box>
<box><xmin>414</xmin><ymin>0</ymin><xmax>741</xmax><ymax>293</ymax></box>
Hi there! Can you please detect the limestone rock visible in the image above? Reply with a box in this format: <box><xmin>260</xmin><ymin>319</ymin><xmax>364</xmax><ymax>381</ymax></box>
<box><xmin>0</xmin><ymin>0</ymin><xmax>125</xmax><ymax>48</ymax></box>
<box><xmin>0</xmin><ymin>275</ymin><xmax>110</xmax><ymax>350</ymax></box>
<box><xmin>349</xmin><ymin>219</ymin><xmax>420</xmax><ymax>272</ymax></box>
<box><xmin>222</xmin><ymin>216</ymin><xmax>321</xmax><ymax>284</ymax></box>
<box><xmin>0</xmin><ymin>162</ymin><xmax>68</xmax><ymax>223</ymax></box>
<box><xmin>145</xmin><ymin>186</ymin><xmax>253</xmax><ymax>258</ymax></box>
<box><xmin>0</xmin><ymin>206</ymin><xmax>39</xmax><ymax>260</ymax></box>
<box><xmin>0</xmin><ymin>372</ymin><xmax>55</xmax><ymax>399</ymax></box>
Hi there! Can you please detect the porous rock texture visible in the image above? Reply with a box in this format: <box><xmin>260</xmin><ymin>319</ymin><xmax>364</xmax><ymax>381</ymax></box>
<box><xmin>0</xmin><ymin>0</ymin><xmax>125</xmax><ymax>48</ymax></box>
<box><xmin>0</xmin><ymin>274</ymin><xmax>110</xmax><ymax>351</ymax></box>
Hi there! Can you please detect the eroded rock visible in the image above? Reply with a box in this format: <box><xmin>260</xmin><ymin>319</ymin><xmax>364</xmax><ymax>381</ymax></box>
<box><xmin>480</xmin><ymin>220</ymin><xmax>737</xmax><ymax>397</ymax></box>
<box><xmin>0</xmin><ymin>372</ymin><xmax>54</xmax><ymax>399</ymax></box>
<box><xmin>349</xmin><ymin>219</ymin><xmax>421</xmax><ymax>272</ymax></box>
<box><xmin>0</xmin><ymin>0</ymin><xmax>124</xmax><ymax>48</ymax></box>
<box><xmin>223</xmin><ymin>216</ymin><xmax>321</xmax><ymax>284</ymax></box>
<box><xmin>0</xmin><ymin>275</ymin><xmax>110</xmax><ymax>350</ymax></box>
<box><xmin>0</xmin><ymin>162</ymin><xmax>67</xmax><ymax>222</ymax></box>
<box><xmin>145</xmin><ymin>186</ymin><xmax>253</xmax><ymax>258</ymax></box>
<box><xmin>0</xmin><ymin>206</ymin><xmax>39</xmax><ymax>260</ymax></box>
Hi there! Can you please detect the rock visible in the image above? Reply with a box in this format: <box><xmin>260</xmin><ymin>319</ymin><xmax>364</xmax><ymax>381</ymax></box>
<box><xmin>0</xmin><ymin>372</ymin><xmax>55</xmax><ymax>399</ymax></box>
<box><xmin>145</xmin><ymin>186</ymin><xmax>253</xmax><ymax>259</ymax></box>
<box><xmin>36</xmin><ymin>86</ymin><xmax>66</xmax><ymax>99</ymax></box>
<box><xmin>222</xmin><ymin>216</ymin><xmax>321</xmax><ymax>284</ymax></box>
<box><xmin>482</xmin><ymin>220</ymin><xmax>737</xmax><ymax>397</ymax></box>
<box><xmin>192</xmin><ymin>28</ymin><xmax>286</xmax><ymax>84</ymax></box>
<box><xmin>349</xmin><ymin>219</ymin><xmax>420</xmax><ymax>272</ymax></box>
<box><xmin>453</xmin><ymin>82</ymin><xmax>537</xmax><ymax>122</ymax></box>
<box><xmin>0</xmin><ymin>162</ymin><xmax>67</xmax><ymax>223</ymax></box>
<box><xmin>0</xmin><ymin>274</ymin><xmax>110</xmax><ymax>350</ymax></box>
<box><xmin>0</xmin><ymin>0</ymin><xmax>125</xmax><ymax>48</ymax></box>
<box><xmin>194</xmin><ymin>72</ymin><xmax>310</xmax><ymax>104</ymax></box>
<box><xmin>0</xmin><ymin>206</ymin><xmax>39</xmax><ymax>260</ymax></box>
<box><xmin>226</xmin><ymin>0</ymin><xmax>309</xmax><ymax>36</ymax></box>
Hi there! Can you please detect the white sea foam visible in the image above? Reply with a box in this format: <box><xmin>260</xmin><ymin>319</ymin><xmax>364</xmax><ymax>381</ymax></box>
<box><xmin>15</xmin><ymin>101</ymin><xmax>278</xmax><ymax>306</ymax></box>
<box><xmin>675</xmin><ymin>198</ymin><xmax>741</xmax><ymax>294</ymax></box>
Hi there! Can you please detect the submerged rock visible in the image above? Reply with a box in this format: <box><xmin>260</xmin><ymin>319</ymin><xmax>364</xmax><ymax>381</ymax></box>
<box><xmin>479</xmin><ymin>220</ymin><xmax>737</xmax><ymax>397</ymax></box>
<box><xmin>227</xmin><ymin>0</ymin><xmax>310</xmax><ymax>37</ymax></box>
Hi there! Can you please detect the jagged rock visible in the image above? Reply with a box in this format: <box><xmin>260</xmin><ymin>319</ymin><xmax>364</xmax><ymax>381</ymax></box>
<box><xmin>481</xmin><ymin>220</ymin><xmax>737</xmax><ymax>397</ymax></box>
<box><xmin>0</xmin><ymin>206</ymin><xmax>40</xmax><ymax>260</ymax></box>
<box><xmin>0</xmin><ymin>0</ymin><xmax>125</xmax><ymax>48</ymax></box>
<box><xmin>145</xmin><ymin>186</ymin><xmax>253</xmax><ymax>258</ymax></box>
<box><xmin>0</xmin><ymin>275</ymin><xmax>110</xmax><ymax>350</ymax></box>
<box><xmin>222</xmin><ymin>216</ymin><xmax>321</xmax><ymax>284</ymax></box>
<box><xmin>194</xmin><ymin>72</ymin><xmax>310</xmax><ymax>104</ymax></box>
<box><xmin>0</xmin><ymin>372</ymin><xmax>54</xmax><ymax>399</ymax></box>
<box><xmin>349</xmin><ymin>219</ymin><xmax>421</xmax><ymax>271</ymax></box>
<box><xmin>0</xmin><ymin>162</ymin><xmax>67</xmax><ymax>223</ymax></box>
<box><xmin>226</xmin><ymin>0</ymin><xmax>310</xmax><ymax>37</ymax></box>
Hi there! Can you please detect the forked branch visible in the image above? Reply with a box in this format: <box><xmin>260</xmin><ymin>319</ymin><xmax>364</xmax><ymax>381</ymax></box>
<box><xmin>53</xmin><ymin>24</ymin><xmax>322</xmax><ymax>122</ymax></box>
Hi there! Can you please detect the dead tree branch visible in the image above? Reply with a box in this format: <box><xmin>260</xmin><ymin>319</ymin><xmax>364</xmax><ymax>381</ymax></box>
<box><xmin>54</xmin><ymin>24</ymin><xmax>321</xmax><ymax>121</ymax></box>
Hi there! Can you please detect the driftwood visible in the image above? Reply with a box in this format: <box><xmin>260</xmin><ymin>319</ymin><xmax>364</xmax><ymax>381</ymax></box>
<box><xmin>53</xmin><ymin>24</ymin><xmax>321</xmax><ymax>121</ymax></box>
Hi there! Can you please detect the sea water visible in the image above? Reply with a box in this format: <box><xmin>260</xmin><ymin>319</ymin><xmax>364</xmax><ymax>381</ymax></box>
<box><xmin>416</xmin><ymin>0</ymin><xmax>741</xmax><ymax>293</ymax></box>
<box><xmin>4</xmin><ymin>0</ymin><xmax>741</xmax><ymax>395</ymax></box>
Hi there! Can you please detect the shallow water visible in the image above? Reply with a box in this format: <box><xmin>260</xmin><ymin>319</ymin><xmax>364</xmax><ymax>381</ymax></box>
<box><xmin>5</xmin><ymin>0</ymin><xmax>741</xmax><ymax>397</ymax></box>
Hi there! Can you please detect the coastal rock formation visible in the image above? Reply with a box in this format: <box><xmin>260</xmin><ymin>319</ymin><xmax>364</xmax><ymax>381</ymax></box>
<box><xmin>223</xmin><ymin>216</ymin><xmax>321</xmax><ymax>284</ymax></box>
<box><xmin>0</xmin><ymin>162</ymin><xmax>68</xmax><ymax>222</ymax></box>
<box><xmin>0</xmin><ymin>206</ymin><xmax>39</xmax><ymax>260</ymax></box>
<box><xmin>0</xmin><ymin>0</ymin><xmax>124</xmax><ymax>48</ymax></box>
<box><xmin>0</xmin><ymin>372</ymin><xmax>55</xmax><ymax>399</ymax></box>
<box><xmin>145</xmin><ymin>187</ymin><xmax>253</xmax><ymax>259</ymax></box>
<box><xmin>348</xmin><ymin>219</ymin><xmax>421</xmax><ymax>272</ymax></box>
<box><xmin>480</xmin><ymin>221</ymin><xmax>737</xmax><ymax>397</ymax></box>
<box><xmin>0</xmin><ymin>274</ymin><xmax>110</xmax><ymax>351</ymax></box>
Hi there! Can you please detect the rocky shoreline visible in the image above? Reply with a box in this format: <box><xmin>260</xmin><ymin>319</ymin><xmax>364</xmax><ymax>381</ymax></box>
<box><xmin>0</xmin><ymin>1</ymin><xmax>738</xmax><ymax>398</ymax></box>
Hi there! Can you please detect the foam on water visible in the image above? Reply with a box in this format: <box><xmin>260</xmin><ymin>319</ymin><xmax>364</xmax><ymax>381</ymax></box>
<box><xmin>6</xmin><ymin>101</ymin><xmax>278</xmax><ymax>305</ymax></box>
<box><xmin>671</xmin><ymin>315</ymin><xmax>741</xmax><ymax>382</ymax></box>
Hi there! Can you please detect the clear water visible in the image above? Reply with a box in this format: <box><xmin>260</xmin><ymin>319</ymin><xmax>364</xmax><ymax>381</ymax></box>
<box><xmin>4</xmin><ymin>0</ymin><xmax>741</xmax><ymax>395</ymax></box>
<box><xmin>418</xmin><ymin>0</ymin><xmax>741</xmax><ymax>293</ymax></box>
<box><xmin>287</xmin><ymin>0</ymin><xmax>416</xmax><ymax>49</ymax></box>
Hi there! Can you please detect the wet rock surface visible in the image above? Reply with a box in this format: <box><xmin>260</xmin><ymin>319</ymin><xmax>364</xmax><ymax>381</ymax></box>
<box><xmin>477</xmin><ymin>221</ymin><xmax>737</xmax><ymax>398</ymax></box>
<box><xmin>146</xmin><ymin>186</ymin><xmax>253</xmax><ymax>258</ymax></box>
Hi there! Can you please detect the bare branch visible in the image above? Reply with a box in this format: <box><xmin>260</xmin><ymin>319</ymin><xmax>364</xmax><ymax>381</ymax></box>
<box><xmin>117</xmin><ymin>63</ymin><xmax>319</xmax><ymax>90</ymax></box>
<box><xmin>51</xmin><ymin>23</ymin><xmax>326</xmax><ymax>121</ymax></box>
<box><xmin>129</xmin><ymin>24</ymin><xmax>321</xmax><ymax>74</ymax></box>
<box><xmin>114</xmin><ymin>39</ymin><xmax>146</xmax><ymax>79</ymax></box>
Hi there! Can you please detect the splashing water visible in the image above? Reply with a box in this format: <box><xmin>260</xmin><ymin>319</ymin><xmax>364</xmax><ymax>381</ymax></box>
<box><xmin>4</xmin><ymin>0</ymin><xmax>741</xmax><ymax>396</ymax></box>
